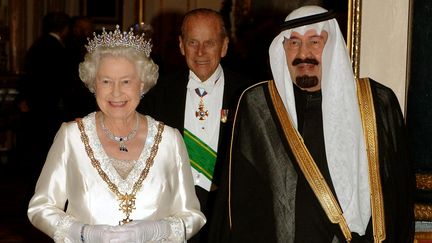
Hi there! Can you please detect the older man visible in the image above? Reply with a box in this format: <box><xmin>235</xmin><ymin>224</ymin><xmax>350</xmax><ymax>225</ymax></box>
<box><xmin>142</xmin><ymin>8</ymin><xmax>251</xmax><ymax>243</ymax></box>
<box><xmin>210</xmin><ymin>5</ymin><xmax>414</xmax><ymax>243</ymax></box>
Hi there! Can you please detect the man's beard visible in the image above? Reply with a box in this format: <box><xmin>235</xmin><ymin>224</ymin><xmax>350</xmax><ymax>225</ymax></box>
<box><xmin>295</xmin><ymin>75</ymin><xmax>319</xmax><ymax>89</ymax></box>
<box><xmin>292</xmin><ymin>58</ymin><xmax>320</xmax><ymax>89</ymax></box>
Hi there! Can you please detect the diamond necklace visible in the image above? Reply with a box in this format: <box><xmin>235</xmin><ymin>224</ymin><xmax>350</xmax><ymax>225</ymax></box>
<box><xmin>101</xmin><ymin>114</ymin><xmax>140</xmax><ymax>152</ymax></box>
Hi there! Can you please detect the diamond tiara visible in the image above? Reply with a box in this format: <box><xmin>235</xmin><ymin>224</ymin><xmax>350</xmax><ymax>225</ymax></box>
<box><xmin>85</xmin><ymin>25</ymin><xmax>152</xmax><ymax>57</ymax></box>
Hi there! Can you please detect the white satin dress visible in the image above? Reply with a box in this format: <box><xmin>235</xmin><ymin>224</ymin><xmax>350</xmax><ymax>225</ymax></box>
<box><xmin>28</xmin><ymin>112</ymin><xmax>205</xmax><ymax>242</ymax></box>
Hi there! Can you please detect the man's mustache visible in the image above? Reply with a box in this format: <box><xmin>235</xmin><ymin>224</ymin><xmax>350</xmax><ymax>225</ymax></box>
<box><xmin>292</xmin><ymin>58</ymin><xmax>319</xmax><ymax>66</ymax></box>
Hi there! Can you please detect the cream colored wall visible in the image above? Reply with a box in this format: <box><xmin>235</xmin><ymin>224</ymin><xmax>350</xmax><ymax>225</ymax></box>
<box><xmin>359</xmin><ymin>0</ymin><xmax>411</xmax><ymax>113</ymax></box>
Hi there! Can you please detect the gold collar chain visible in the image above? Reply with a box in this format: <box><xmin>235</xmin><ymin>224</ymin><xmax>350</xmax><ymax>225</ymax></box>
<box><xmin>77</xmin><ymin>119</ymin><xmax>164</xmax><ymax>225</ymax></box>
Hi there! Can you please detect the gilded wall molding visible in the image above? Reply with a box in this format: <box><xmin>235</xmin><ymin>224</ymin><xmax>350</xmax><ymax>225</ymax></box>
<box><xmin>347</xmin><ymin>0</ymin><xmax>362</xmax><ymax>79</ymax></box>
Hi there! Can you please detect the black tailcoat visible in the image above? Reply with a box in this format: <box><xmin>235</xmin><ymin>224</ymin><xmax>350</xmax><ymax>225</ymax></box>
<box><xmin>140</xmin><ymin>68</ymin><xmax>251</xmax><ymax>242</ymax></box>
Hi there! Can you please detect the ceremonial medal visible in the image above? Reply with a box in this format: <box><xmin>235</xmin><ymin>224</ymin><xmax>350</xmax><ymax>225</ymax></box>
<box><xmin>196</xmin><ymin>102</ymin><xmax>209</xmax><ymax>120</ymax></box>
<box><xmin>195</xmin><ymin>88</ymin><xmax>209</xmax><ymax>120</ymax></box>
<box><xmin>220</xmin><ymin>109</ymin><xmax>229</xmax><ymax>123</ymax></box>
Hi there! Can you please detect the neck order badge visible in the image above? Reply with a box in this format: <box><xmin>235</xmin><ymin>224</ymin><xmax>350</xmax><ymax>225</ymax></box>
<box><xmin>195</xmin><ymin>88</ymin><xmax>209</xmax><ymax>120</ymax></box>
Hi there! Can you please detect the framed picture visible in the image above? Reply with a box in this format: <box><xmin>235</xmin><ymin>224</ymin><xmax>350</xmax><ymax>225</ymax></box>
<box><xmin>81</xmin><ymin>0</ymin><xmax>123</xmax><ymax>30</ymax></box>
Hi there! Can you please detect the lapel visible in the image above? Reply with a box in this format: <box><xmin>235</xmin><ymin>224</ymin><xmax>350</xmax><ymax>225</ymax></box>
<box><xmin>162</xmin><ymin>70</ymin><xmax>189</xmax><ymax>134</ymax></box>
<box><xmin>177</xmin><ymin>71</ymin><xmax>189</xmax><ymax>133</ymax></box>
<box><xmin>217</xmin><ymin>70</ymin><xmax>238</xmax><ymax>148</ymax></box>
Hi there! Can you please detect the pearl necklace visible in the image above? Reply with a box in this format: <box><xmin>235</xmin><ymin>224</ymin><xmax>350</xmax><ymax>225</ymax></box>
<box><xmin>101</xmin><ymin>114</ymin><xmax>140</xmax><ymax>152</ymax></box>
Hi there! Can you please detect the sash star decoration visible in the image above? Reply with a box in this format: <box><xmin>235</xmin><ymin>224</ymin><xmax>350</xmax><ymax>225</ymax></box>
<box><xmin>85</xmin><ymin>25</ymin><xmax>152</xmax><ymax>57</ymax></box>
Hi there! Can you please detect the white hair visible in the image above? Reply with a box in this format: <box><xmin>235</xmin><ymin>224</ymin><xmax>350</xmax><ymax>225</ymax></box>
<box><xmin>79</xmin><ymin>45</ymin><xmax>159</xmax><ymax>94</ymax></box>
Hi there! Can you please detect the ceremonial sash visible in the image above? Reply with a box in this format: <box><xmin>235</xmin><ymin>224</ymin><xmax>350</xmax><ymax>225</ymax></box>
<box><xmin>183</xmin><ymin>129</ymin><xmax>217</xmax><ymax>180</ymax></box>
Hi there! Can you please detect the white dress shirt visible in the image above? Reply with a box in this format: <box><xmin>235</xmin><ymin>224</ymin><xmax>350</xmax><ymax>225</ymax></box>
<box><xmin>184</xmin><ymin>65</ymin><xmax>224</xmax><ymax>191</ymax></box>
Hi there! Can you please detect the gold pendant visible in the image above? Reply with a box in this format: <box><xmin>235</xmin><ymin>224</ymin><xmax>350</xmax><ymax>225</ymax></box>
<box><xmin>118</xmin><ymin>193</ymin><xmax>136</xmax><ymax>225</ymax></box>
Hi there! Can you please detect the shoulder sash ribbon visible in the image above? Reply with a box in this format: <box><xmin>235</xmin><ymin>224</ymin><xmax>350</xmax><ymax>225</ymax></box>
<box><xmin>356</xmin><ymin>77</ymin><xmax>385</xmax><ymax>243</ymax></box>
<box><xmin>183</xmin><ymin>129</ymin><xmax>217</xmax><ymax>181</ymax></box>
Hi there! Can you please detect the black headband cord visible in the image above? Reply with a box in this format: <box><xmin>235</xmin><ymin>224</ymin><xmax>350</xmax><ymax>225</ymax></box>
<box><xmin>280</xmin><ymin>10</ymin><xmax>335</xmax><ymax>31</ymax></box>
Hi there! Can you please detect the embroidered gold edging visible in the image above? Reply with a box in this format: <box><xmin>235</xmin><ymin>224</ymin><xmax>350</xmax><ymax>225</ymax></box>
<box><xmin>77</xmin><ymin>118</ymin><xmax>165</xmax><ymax>225</ymax></box>
<box><xmin>356</xmin><ymin>78</ymin><xmax>386</xmax><ymax>242</ymax></box>
<box><xmin>268</xmin><ymin>80</ymin><xmax>352</xmax><ymax>242</ymax></box>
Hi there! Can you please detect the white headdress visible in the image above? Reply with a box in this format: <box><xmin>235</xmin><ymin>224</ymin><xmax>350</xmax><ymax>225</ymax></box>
<box><xmin>269</xmin><ymin>5</ymin><xmax>370</xmax><ymax>235</ymax></box>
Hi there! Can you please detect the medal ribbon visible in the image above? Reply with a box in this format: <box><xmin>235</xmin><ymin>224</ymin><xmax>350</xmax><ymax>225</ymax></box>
<box><xmin>195</xmin><ymin>88</ymin><xmax>208</xmax><ymax>97</ymax></box>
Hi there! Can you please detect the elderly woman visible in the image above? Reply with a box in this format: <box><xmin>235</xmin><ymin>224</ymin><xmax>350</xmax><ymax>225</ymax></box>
<box><xmin>27</xmin><ymin>26</ymin><xmax>205</xmax><ymax>242</ymax></box>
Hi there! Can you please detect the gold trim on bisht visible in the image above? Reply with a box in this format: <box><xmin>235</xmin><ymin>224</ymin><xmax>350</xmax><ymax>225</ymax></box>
<box><xmin>77</xmin><ymin>118</ymin><xmax>165</xmax><ymax>225</ymax></box>
<box><xmin>268</xmin><ymin>80</ymin><xmax>352</xmax><ymax>242</ymax></box>
<box><xmin>356</xmin><ymin>78</ymin><xmax>386</xmax><ymax>243</ymax></box>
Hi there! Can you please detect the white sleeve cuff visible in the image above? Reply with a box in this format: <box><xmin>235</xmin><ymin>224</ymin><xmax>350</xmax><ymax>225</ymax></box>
<box><xmin>53</xmin><ymin>214</ymin><xmax>77</xmax><ymax>243</ymax></box>
<box><xmin>162</xmin><ymin>216</ymin><xmax>186</xmax><ymax>243</ymax></box>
